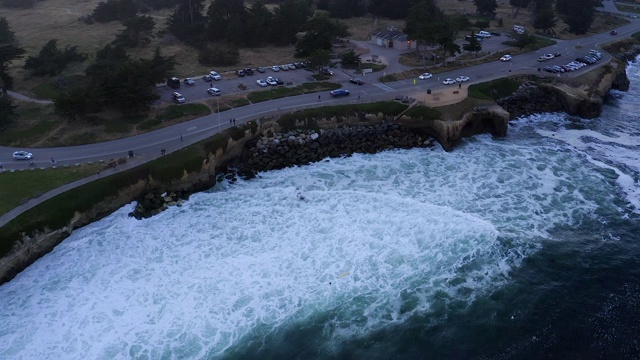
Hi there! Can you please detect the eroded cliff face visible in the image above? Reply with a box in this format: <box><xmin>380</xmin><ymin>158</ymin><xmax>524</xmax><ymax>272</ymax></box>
<box><xmin>498</xmin><ymin>63</ymin><xmax>629</xmax><ymax>119</ymax></box>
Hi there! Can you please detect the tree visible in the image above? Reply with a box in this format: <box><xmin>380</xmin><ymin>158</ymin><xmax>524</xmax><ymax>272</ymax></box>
<box><xmin>513</xmin><ymin>32</ymin><xmax>535</xmax><ymax>48</ymax></box>
<box><xmin>244</xmin><ymin>2</ymin><xmax>272</xmax><ymax>47</ymax></box>
<box><xmin>509</xmin><ymin>0</ymin><xmax>530</xmax><ymax>18</ymax></box>
<box><xmin>113</xmin><ymin>15</ymin><xmax>155</xmax><ymax>47</ymax></box>
<box><xmin>308</xmin><ymin>49</ymin><xmax>330</xmax><ymax>71</ymax></box>
<box><xmin>92</xmin><ymin>0</ymin><xmax>138</xmax><ymax>23</ymax></box>
<box><xmin>533</xmin><ymin>5</ymin><xmax>556</xmax><ymax>34</ymax></box>
<box><xmin>329</xmin><ymin>0</ymin><xmax>366</xmax><ymax>19</ymax></box>
<box><xmin>198</xmin><ymin>42</ymin><xmax>239</xmax><ymax>66</ymax></box>
<box><xmin>206</xmin><ymin>0</ymin><xmax>248</xmax><ymax>43</ymax></box>
<box><xmin>0</xmin><ymin>17</ymin><xmax>15</xmax><ymax>44</ymax></box>
<box><xmin>0</xmin><ymin>17</ymin><xmax>25</xmax><ymax>96</ymax></box>
<box><xmin>369</xmin><ymin>0</ymin><xmax>417</xmax><ymax>19</ymax></box>
<box><xmin>54</xmin><ymin>86</ymin><xmax>95</xmax><ymax>121</ymax></box>
<box><xmin>24</xmin><ymin>39</ymin><xmax>87</xmax><ymax>76</ymax></box>
<box><xmin>166</xmin><ymin>0</ymin><xmax>207</xmax><ymax>46</ymax></box>
<box><xmin>474</xmin><ymin>0</ymin><xmax>498</xmax><ymax>18</ymax></box>
<box><xmin>294</xmin><ymin>14</ymin><xmax>349</xmax><ymax>58</ymax></box>
<box><xmin>463</xmin><ymin>35</ymin><xmax>482</xmax><ymax>56</ymax></box>
<box><xmin>0</xmin><ymin>93</ymin><xmax>17</xmax><ymax>128</ymax></box>
<box><xmin>405</xmin><ymin>0</ymin><xmax>446</xmax><ymax>68</ymax></box>
<box><xmin>340</xmin><ymin>49</ymin><xmax>361</xmax><ymax>67</ymax></box>
<box><xmin>270</xmin><ymin>0</ymin><xmax>313</xmax><ymax>46</ymax></box>
<box><xmin>556</xmin><ymin>0</ymin><xmax>603</xmax><ymax>34</ymax></box>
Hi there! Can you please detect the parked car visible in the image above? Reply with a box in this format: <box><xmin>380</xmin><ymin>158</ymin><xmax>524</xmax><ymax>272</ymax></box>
<box><xmin>256</xmin><ymin>67</ymin><xmax>266</xmax><ymax>73</ymax></box>
<box><xmin>202</xmin><ymin>74</ymin><xmax>212</xmax><ymax>82</ymax></box>
<box><xmin>274</xmin><ymin>78</ymin><xmax>284</xmax><ymax>85</ymax></box>
<box><xmin>183</xmin><ymin>77</ymin><xmax>195</xmax><ymax>85</ymax></box>
<box><xmin>349</xmin><ymin>78</ymin><xmax>365</xmax><ymax>85</ymax></box>
<box><xmin>490</xmin><ymin>32</ymin><xmax>501</xmax><ymax>36</ymax></box>
<box><xmin>543</xmin><ymin>66</ymin><xmax>555</xmax><ymax>73</ymax></box>
<box><xmin>209</xmin><ymin>71</ymin><xmax>222</xmax><ymax>80</ymax></box>
<box><xmin>256</xmin><ymin>79</ymin><xmax>268</xmax><ymax>87</ymax></box>
<box><xmin>287</xmin><ymin>64</ymin><xmax>296</xmax><ymax>70</ymax></box>
<box><xmin>456</xmin><ymin>76</ymin><xmax>470</xmax><ymax>82</ymax></box>
<box><xmin>235</xmin><ymin>69</ymin><xmax>245</xmax><ymax>77</ymax></box>
<box><xmin>442</xmin><ymin>78</ymin><xmax>456</xmax><ymax>85</ymax></box>
<box><xmin>207</xmin><ymin>87</ymin><xmax>221</xmax><ymax>96</ymax></box>
<box><xmin>279</xmin><ymin>65</ymin><xmax>289</xmax><ymax>71</ymax></box>
<box><xmin>12</xmin><ymin>151</ymin><xmax>33</xmax><ymax>160</ymax></box>
<box><xmin>476</xmin><ymin>30</ymin><xmax>491</xmax><ymax>38</ymax></box>
<box><xmin>330</xmin><ymin>89</ymin><xmax>350</xmax><ymax>97</ymax></box>
<box><xmin>319</xmin><ymin>67</ymin><xmax>334</xmax><ymax>76</ymax></box>
<box><xmin>553</xmin><ymin>52</ymin><xmax>562</xmax><ymax>58</ymax></box>
<box><xmin>500</xmin><ymin>54</ymin><xmax>512</xmax><ymax>62</ymax></box>
<box><xmin>266</xmin><ymin>76</ymin><xmax>277</xmax><ymax>86</ymax></box>
<box><xmin>537</xmin><ymin>54</ymin><xmax>554</xmax><ymax>62</ymax></box>
<box><xmin>171</xmin><ymin>92</ymin><xmax>186</xmax><ymax>103</ymax></box>
<box><xmin>167</xmin><ymin>77</ymin><xmax>180</xmax><ymax>89</ymax></box>
<box><xmin>418</xmin><ymin>72</ymin><xmax>433</xmax><ymax>79</ymax></box>
<box><xmin>270</xmin><ymin>65</ymin><xmax>280</xmax><ymax>72</ymax></box>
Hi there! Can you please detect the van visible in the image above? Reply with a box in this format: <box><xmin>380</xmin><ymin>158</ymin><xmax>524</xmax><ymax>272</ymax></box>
<box><xmin>477</xmin><ymin>31</ymin><xmax>491</xmax><ymax>38</ymax></box>
<box><xmin>167</xmin><ymin>77</ymin><xmax>180</xmax><ymax>89</ymax></box>
<box><xmin>207</xmin><ymin>87</ymin><xmax>221</xmax><ymax>96</ymax></box>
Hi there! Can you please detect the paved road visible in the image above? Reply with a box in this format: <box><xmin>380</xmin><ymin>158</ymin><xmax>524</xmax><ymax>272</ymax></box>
<box><xmin>1</xmin><ymin>18</ymin><xmax>639</xmax><ymax>172</ymax></box>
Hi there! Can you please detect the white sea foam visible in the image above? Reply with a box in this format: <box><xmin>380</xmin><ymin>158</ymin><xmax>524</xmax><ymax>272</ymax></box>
<box><xmin>3</xmin><ymin>61</ymin><xmax>640</xmax><ymax>358</ymax></box>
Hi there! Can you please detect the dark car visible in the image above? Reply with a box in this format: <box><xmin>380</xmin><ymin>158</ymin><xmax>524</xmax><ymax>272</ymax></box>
<box><xmin>235</xmin><ymin>69</ymin><xmax>245</xmax><ymax>77</ymax></box>
<box><xmin>319</xmin><ymin>67</ymin><xmax>334</xmax><ymax>76</ymax></box>
<box><xmin>167</xmin><ymin>77</ymin><xmax>180</xmax><ymax>89</ymax></box>
<box><xmin>553</xmin><ymin>52</ymin><xmax>561</xmax><ymax>58</ymax></box>
<box><xmin>274</xmin><ymin>78</ymin><xmax>284</xmax><ymax>85</ymax></box>
<box><xmin>244</xmin><ymin>67</ymin><xmax>254</xmax><ymax>75</ymax></box>
<box><xmin>330</xmin><ymin>89</ymin><xmax>350</xmax><ymax>97</ymax></box>
<box><xmin>256</xmin><ymin>66</ymin><xmax>266</xmax><ymax>73</ymax></box>
<box><xmin>611</xmin><ymin>30</ymin><xmax>618</xmax><ymax>35</ymax></box>
<box><xmin>490</xmin><ymin>32</ymin><xmax>501</xmax><ymax>36</ymax></box>
<box><xmin>349</xmin><ymin>78</ymin><xmax>364</xmax><ymax>85</ymax></box>
<box><xmin>203</xmin><ymin>74</ymin><xmax>213</xmax><ymax>82</ymax></box>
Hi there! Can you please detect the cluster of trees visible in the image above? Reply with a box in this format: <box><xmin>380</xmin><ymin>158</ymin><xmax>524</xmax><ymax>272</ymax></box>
<box><xmin>55</xmin><ymin>46</ymin><xmax>176</xmax><ymax>119</ymax></box>
<box><xmin>0</xmin><ymin>17</ymin><xmax>25</xmax><ymax>127</ymax></box>
<box><xmin>23</xmin><ymin>40</ymin><xmax>87</xmax><ymax>76</ymax></box>
<box><xmin>405</xmin><ymin>0</ymin><xmax>461</xmax><ymax>68</ymax></box>
<box><xmin>91</xmin><ymin>0</ymin><xmax>179</xmax><ymax>23</ymax></box>
<box><xmin>167</xmin><ymin>0</ymin><xmax>314</xmax><ymax>48</ymax></box>
<box><xmin>507</xmin><ymin>0</ymin><xmax>603</xmax><ymax>35</ymax></box>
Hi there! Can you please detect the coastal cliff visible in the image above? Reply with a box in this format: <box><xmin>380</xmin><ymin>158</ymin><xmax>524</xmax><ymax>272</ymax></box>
<box><xmin>498</xmin><ymin>62</ymin><xmax>629</xmax><ymax>119</ymax></box>
<box><xmin>0</xmin><ymin>59</ymin><xmax>631</xmax><ymax>285</ymax></box>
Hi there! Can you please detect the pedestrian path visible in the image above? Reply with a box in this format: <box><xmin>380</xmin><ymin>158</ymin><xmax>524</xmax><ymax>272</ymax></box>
<box><xmin>372</xmin><ymin>83</ymin><xmax>395</xmax><ymax>92</ymax></box>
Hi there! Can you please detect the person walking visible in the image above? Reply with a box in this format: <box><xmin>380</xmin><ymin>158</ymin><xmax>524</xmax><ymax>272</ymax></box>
<box><xmin>318</xmin><ymin>95</ymin><xmax>321</xmax><ymax>102</ymax></box>
<box><xmin>50</xmin><ymin>157</ymin><xmax>55</xmax><ymax>164</ymax></box>
<box><xmin>233</xmin><ymin>118</ymin><xmax>236</xmax><ymax>125</ymax></box>
<box><xmin>180</xmin><ymin>135</ymin><xmax>183</xmax><ymax>142</ymax></box>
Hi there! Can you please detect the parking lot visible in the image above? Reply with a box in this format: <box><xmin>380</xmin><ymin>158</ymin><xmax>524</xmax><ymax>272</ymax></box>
<box><xmin>157</xmin><ymin>66</ymin><xmax>353</xmax><ymax>105</ymax></box>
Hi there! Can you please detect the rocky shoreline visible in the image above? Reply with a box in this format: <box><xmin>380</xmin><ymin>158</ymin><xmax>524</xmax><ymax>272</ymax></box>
<box><xmin>0</xmin><ymin>57</ymin><xmax>633</xmax><ymax>285</ymax></box>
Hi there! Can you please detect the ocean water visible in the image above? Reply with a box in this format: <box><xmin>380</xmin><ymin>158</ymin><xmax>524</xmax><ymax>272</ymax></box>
<box><xmin>1</xmin><ymin>62</ymin><xmax>640</xmax><ymax>359</ymax></box>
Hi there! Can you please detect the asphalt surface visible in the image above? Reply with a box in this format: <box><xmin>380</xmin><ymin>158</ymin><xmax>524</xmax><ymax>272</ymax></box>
<box><xmin>2</xmin><ymin>18</ymin><xmax>639</xmax><ymax>171</ymax></box>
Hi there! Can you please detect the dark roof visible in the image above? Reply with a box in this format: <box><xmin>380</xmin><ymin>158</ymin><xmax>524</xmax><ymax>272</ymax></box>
<box><xmin>371</xmin><ymin>30</ymin><xmax>409</xmax><ymax>42</ymax></box>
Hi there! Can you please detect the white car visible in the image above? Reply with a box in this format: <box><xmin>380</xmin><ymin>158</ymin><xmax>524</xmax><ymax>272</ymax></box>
<box><xmin>266</xmin><ymin>76</ymin><xmax>278</xmax><ymax>86</ymax></box>
<box><xmin>456</xmin><ymin>76</ymin><xmax>470</xmax><ymax>82</ymax></box>
<box><xmin>183</xmin><ymin>77</ymin><xmax>195</xmax><ymax>85</ymax></box>
<box><xmin>207</xmin><ymin>87</ymin><xmax>221</xmax><ymax>96</ymax></box>
<box><xmin>500</xmin><ymin>55</ymin><xmax>512</xmax><ymax>62</ymax></box>
<box><xmin>256</xmin><ymin>79</ymin><xmax>268</xmax><ymax>87</ymax></box>
<box><xmin>270</xmin><ymin>65</ymin><xmax>280</xmax><ymax>72</ymax></box>
<box><xmin>442</xmin><ymin>78</ymin><xmax>456</xmax><ymax>85</ymax></box>
<box><xmin>279</xmin><ymin>65</ymin><xmax>289</xmax><ymax>71</ymax></box>
<box><xmin>209</xmin><ymin>71</ymin><xmax>222</xmax><ymax>80</ymax></box>
<box><xmin>418</xmin><ymin>72</ymin><xmax>433</xmax><ymax>80</ymax></box>
<box><xmin>12</xmin><ymin>151</ymin><xmax>33</xmax><ymax>160</ymax></box>
<box><xmin>537</xmin><ymin>54</ymin><xmax>555</xmax><ymax>62</ymax></box>
<box><xmin>476</xmin><ymin>30</ymin><xmax>491</xmax><ymax>38</ymax></box>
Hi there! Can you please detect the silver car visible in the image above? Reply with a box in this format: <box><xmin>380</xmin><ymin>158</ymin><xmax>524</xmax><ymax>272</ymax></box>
<box><xmin>13</xmin><ymin>151</ymin><xmax>33</xmax><ymax>160</ymax></box>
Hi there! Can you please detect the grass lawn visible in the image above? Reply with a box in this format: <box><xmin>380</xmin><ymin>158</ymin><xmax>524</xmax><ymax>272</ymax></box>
<box><xmin>0</xmin><ymin>163</ymin><xmax>104</xmax><ymax>216</ymax></box>
<box><xmin>615</xmin><ymin>2</ymin><xmax>640</xmax><ymax>14</ymax></box>
<box><xmin>247</xmin><ymin>82</ymin><xmax>340</xmax><ymax>103</ymax></box>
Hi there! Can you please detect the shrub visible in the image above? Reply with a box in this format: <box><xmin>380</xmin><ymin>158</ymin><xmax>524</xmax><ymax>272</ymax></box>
<box><xmin>198</xmin><ymin>43</ymin><xmax>239</xmax><ymax>67</ymax></box>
